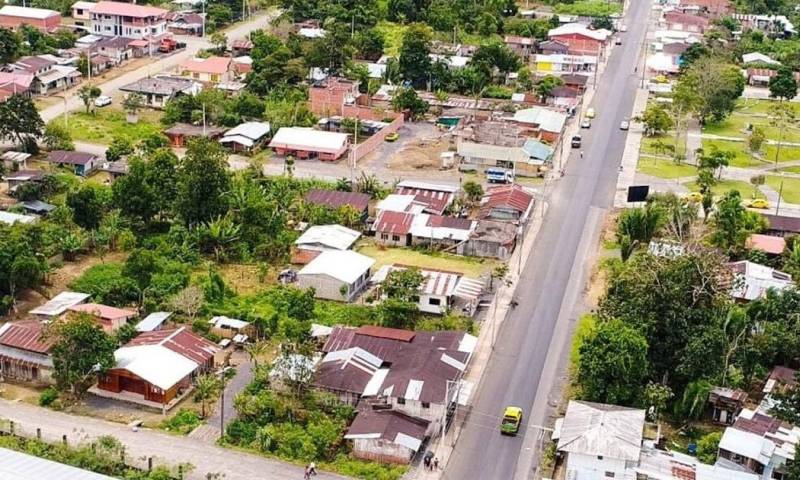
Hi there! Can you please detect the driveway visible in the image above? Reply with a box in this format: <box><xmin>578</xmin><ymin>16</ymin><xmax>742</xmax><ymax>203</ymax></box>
<box><xmin>190</xmin><ymin>352</ymin><xmax>254</xmax><ymax>443</ymax></box>
<box><xmin>0</xmin><ymin>398</ymin><xmax>343</xmax><ymax>480</ymax></box>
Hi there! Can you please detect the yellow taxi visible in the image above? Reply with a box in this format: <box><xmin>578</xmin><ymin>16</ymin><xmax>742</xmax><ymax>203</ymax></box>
<box><xmin>500</xmin><ymin>406</ymin><xmax>523</xmax><ymax>435</ymax></box>
<box><xmin>684</xmin><ymin>192</ymin><xmax>703</xmax><ymax>202</ymax></box>
<box><xmin>749</xmin><ymin>198</ymin><xmax>770</xmax><ymax>209</ymax></box>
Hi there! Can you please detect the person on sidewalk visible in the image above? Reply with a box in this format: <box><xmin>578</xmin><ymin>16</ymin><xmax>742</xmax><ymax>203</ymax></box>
<box><xmin>433</xmin><ymin>457</ymin><xmax>439</xmax><ymax>470</ymax></box>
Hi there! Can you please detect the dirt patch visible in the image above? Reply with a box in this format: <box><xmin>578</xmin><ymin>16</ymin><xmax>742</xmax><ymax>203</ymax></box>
<box><xmin>387</xmin><ymin>136</ymin><xmax>452</xmax><ymax>171</ymax></box>
<box><xmin>8</xmin><ymin>252</ymin><xmax>129</xmax><ymax>320</ymax></box>
<box><xmin>0</xmin><ymin>382</ymin><xmax>44</xmax><ymax>405</ymax></box>
<box><xmin>585</xmin><ymin>211</ymin><xmax>619</xmax><ymax>307</ymax></box>
<box><xmin>217</xmin><ymin>264</ymin><xmax>272</xmax><ymax>295</ymax></box>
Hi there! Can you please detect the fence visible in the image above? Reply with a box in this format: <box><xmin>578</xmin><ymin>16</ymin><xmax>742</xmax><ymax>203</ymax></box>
<box><xmin>0</xmin><ymin>419</ymin><xmax>189</xmax><ymax>479</ymax></box>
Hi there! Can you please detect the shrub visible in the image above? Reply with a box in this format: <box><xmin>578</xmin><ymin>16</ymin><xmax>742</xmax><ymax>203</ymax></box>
<box><xmin>38</xmin><ymin>387</ymin><xmax>59</xmax><ymax>407</ymax></box>
<box><xmin>697</xmin><ymin>431</ymin><xmax>722</xmax><ymax>464</ymax></box>
<box><xmin>68</xmin><ymin>263</ymin><xmax>140</xmax><ymax>306</ymax></box>
<box><xmin>160</xmin><ymin>408</ymin><xmax>201</xmax><ymax>435</ymax></box>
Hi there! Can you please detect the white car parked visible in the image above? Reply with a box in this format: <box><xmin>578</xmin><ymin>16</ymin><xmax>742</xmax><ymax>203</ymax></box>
<box><xmin>94</xmin><ymin>95</ymin><xmax>112</xmax><ymax>107</ymax></box>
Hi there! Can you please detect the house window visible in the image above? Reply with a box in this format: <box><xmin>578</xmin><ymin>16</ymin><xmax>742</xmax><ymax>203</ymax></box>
<box><xmin>422</xmin><ymin>402</ymin><xmax>430</xmax><ymax>408</ymax></box>
<box><xmin>429</xmin><ymin>298</ymin><xmax>441</xmax><ymax>306</ymax></box>
<box><xmin>381</xmin><ymin>234</ymin><xmax>388</xmax><ymax>240</ymax></box>
<box><xmin>392</xmin><ymin>235</ymin><xmax>400</xmax><ymax>242</ymax></box>
<box><xmin>597</xmin><ymin>456</ymin><xmax>603</xmax><ymax>460</ymax></box>
<box><xmin>397</xmin><ymin>398</ymin><xmax>405</xmax><ymax>405</ymax></box>
<box><xmin>605</xmin><ymin>473</ymin><xmax>615</xmax><ymax>478</ymax></box>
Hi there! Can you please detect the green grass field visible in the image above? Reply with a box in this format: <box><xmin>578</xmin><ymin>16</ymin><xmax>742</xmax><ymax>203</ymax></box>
<box><xmin>637</xmin><ymin>156</ymin><xmax>696</xmax><ymax>179</ymax></box>
<box><xmin>57</xmin><ymin>107</ymin><xmax>163</xmax><ymax>145</ymax></box>
<box><xmin>640</xmin><ymin>134</ymin><xmax>687</xmax><ymax>158</ymax></box>
<box><xmin>766</xmin><ymin>176</ymin><xmax>800</xmax><ymax>204</ymax></box>
<box><xmin>357</xmin><ymin>242</ymin><xmax>499</xmax><ymax>277</ymax></box>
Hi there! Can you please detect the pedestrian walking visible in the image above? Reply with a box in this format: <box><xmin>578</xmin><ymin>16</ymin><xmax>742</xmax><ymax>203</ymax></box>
<box><xmin>304</xmin><ymin>466</ymin><xmax>310</xmax><ymax>480</ymax></box>
<box><xmin>424</xmin><ymin>455</ymin><xmax>431</xmax><ymax>470</ymax></box>
<box><xmin>309</xmin><ymin>462</ymin><xmax>317</xmax><ymax>476</ymax></box>
<box><xmin>433</xmin><ymin>457</ymin><xmax>439</xmax><ymax>470</ymax></box>
<box><xmin>580</xmin><ymin>150</ymin><xmax>584</xmax><ymax>159</ymax></box>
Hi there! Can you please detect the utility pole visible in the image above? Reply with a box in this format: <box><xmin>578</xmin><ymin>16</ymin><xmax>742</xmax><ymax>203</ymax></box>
<box><xmin>201</xmin><ymin>0</ymin><xmax>206</xmax><ymax>38</ymax></box>
<box><xmin>776</xmin><ymin>180</ymin><xmax>784</xmax><ymax>215</ymax></box>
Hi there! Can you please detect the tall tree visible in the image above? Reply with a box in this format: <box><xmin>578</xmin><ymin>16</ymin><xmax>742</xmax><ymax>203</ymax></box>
<box><xmin>0</xmin><ymin>27</ymin><xmax>20</xmax><ymax>63</ymax></box>
<box><xmin>0</xmin><ymin>94</ymin><xmax>44</xmax><ymax>147</ymax></box>
<box><xmin>577</xmin><ymin>319</ymin><xmax>649</xmax><ymax>405</ymax></box>
<box><xmin>67</xmin><ymin>184</ymin><xmax>105</xmax><ymax>230</ymax></box>
<box><xmin>176</xmin><ymin>137</ymin><xmax>231</xmax><ymax>226</ymax></box>
<box><xmin>711</xmin><ymin>190</ymin><xmax>766</xmax><ymax>255</ymax></box>
<box><xmin>769</xmin><ymin>66</ymin><xmax>798</xmax><ymax>101</ymax></box>
<box><xmin>49</xmin><ymin>314</ymin><xmax>116</xmax><ymax>401</ymax></box>
<box><xmin>678</xmin><ymin>57</ymin><xmax>745</xmax><ymax>123</ymax></box>
<box><xmin>398</xmin><ymin>23</ymin><xmax>433</xmax><ymax>87</ymax></box>
<box><xmin>77</xmin><ymin>85</ymin><xmax>101</xmax><ymax>114</ymax></box>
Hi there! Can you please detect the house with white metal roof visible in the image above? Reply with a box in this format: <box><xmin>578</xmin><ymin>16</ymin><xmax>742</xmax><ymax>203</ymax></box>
<box><xmin>297</xmin><ymin>250</ymin><xmax>375</xmax><ymax>302</ymax></box>
<box><xmin>555</xmin><ymin>400</ymin><xmax>646</xmax><ymax>480</ymax></box>
<box><xmin>135</xmin><ymin>311</ymin><xmax>172</xmax><ymax>332</ymax></box>
<box><xmin>370</xmin><ymin>264</ymin><xmax>484</xmax><ymax>315</ymax></box>
<box><xmin>0</xmin><ymin>211</ymin><xmax>37</xmax><ymax>226</ymax></box>
<box><xmin>295</xmin><ymin>224</ymin><xmax>361</xmax><ymax>252</ymax></box>
<box><xmin>269</xmin><ymin>127</ymin><xmax>350</xmax><ymax>161</ymax></box>
<box><xmin>729</xmin><ymin>261</ymin><xmax>793</xmax><ymax>302</ymax></box>
<box><xmin>0</xmin><ymin>447</ymin><xmax>115</xmax><ymax>480</ymax></box>
<box><xmin>29</xmin><ymin>291</ymin><xmax>90</xmax><ymax>317</ymax></box>
<box><xmin>219</xmin><ymin>121</ymin><xmax>271</xmax><ymax>153</ymax></box>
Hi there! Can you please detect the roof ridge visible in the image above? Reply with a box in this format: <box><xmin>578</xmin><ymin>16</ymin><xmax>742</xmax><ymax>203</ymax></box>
<box><xmin>159</xmin><ymin>326</ymin><xmax>184</xmax><ymax>346</ymax></box>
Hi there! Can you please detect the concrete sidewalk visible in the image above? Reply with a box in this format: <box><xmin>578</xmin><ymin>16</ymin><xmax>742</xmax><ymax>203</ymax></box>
<box><xmin>614</xmin><ymin>87</ymin><xmax>649</xmax><ymax>207</ymax></box>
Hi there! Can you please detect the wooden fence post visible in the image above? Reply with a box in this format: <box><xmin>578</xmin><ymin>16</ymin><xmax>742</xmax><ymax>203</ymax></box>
<box><xmin>148</xmin><ymin>457</ymin><xmax>153</xmax><ymax>471</ymax></box>
<box><xmin>36</xmin><ymin>428</ymin><xmax>41</xmax><ymax>440</ymax></box>
<box><xmin>62</xmin><ymin>434</ymin><xmax>67</xmax><ymax>445</ymax></box>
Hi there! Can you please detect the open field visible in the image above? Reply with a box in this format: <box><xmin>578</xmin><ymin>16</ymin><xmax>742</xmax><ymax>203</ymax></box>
<box><xmin>766</xmin><ymin>175</ymin><xmax>800</xmax><ymax>204</ymax></box>
<box><xmin>57</xmin><ymin>107</ymin><xmax>163</xmax><ymax>145</ymax></box>
<box><xmin>357</xmin><ymin>242</ymin><xmax>499</xmax><ymax>277</ymax></box>
<box><xmin>684</xmin><ymin>179</ymin><xmax>766</xmax><ymax>199</ymax></box>
<box><xmin>637</xmin><ymin>156</ymin><xmax>696</xmax><ymax>178</ymax></box>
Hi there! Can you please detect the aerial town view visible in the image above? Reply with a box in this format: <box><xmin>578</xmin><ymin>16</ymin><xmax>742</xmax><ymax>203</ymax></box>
<box><xmin>0</xmin><ymin>0</ymin><xmax>800</xmax><ymax>478</ymax></box>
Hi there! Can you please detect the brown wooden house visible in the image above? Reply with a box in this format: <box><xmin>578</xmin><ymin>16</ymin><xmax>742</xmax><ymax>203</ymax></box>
<box><xmin>97</xmin><ymin>327</ymin><xmax>218</xmax><ymax>410</ymax></box>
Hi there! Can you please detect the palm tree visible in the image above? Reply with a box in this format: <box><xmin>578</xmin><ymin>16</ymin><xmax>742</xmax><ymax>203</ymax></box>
<box><xmin>194</xmin><ymin>374</ymin><xmax>221</xmax><ymax>419</ymax></box>
<box><xmin>616</xmin><ymin>206</ymin><xmax>663</xmax><ymax>261</ymax></box>
<box><xmin>245</xmin><ymin>340</ymin><xmax>269</xmax><ymax>368</ymax></box>
<box><xmin>199</xmin><ymin>216</ymin><xmax>241</xmax><ymax>262</ymax></box>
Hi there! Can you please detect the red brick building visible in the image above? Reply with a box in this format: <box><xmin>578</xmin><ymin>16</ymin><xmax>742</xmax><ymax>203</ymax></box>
<box><xmin>0</xmin><ymin>6</ymin><xmax>60</xmax><ymax>32</ymax></box>
<box><xmin>308</xmin><ymin>77</ymin><xmax>360</xmax><ymax>117</ymax></box>
<box><xmin>547</xmin><ymin>24</ymin><xmax>610</xmax><ymax>56</ymax></box>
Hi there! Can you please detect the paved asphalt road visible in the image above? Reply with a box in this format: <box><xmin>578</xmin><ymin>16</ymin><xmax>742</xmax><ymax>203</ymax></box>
<box><xmin>442</xmin><ymin>1</ymin><xmax>652</xmax><ymax>479</ymax></box>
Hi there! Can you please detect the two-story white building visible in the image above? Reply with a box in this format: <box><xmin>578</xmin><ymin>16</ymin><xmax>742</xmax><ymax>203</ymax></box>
<box><xmin>90</xmin><ymin>1</ymin><xmax>167</xmax><ymax>41</ymax></box>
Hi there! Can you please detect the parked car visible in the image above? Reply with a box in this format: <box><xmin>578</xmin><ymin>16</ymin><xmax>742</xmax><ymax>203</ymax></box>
<box><xmin>501</xmin><ymin>406</ymin><xmax>523</xmax><ymax>435</ymax></box>
<box><xmin>749</xmin><ymin>198</ymin><xmax>770</xmax><ymax>209</ymax></box>
<box><xmin>620</xmin><ymin>120</ymin><xmax>630</xmax><ymax>130</ymax></box>
<box><xmin>94</xmin><ymin>95</ymin><xmax>112</xmax><ymax>107</ymax></box>
<box><xmin>615</xmin><ymin>37</ymin><xmax>622</xmax><ymax>45</ymax></box>
<box><xmin>571</xmin><ymin>135</ymin><xmax>582</xmax><ymax>148</ymax></box>
<box><xmin>684</xmin><ymin>192</ymin><xmax>703</xmax><ymax>203</ymax></box>
<box><xmin>620</xmin><ymin>25</ymin><xmax>628</xmax><ymax>32</ymax></box>
<box><xmin>581</xmin><ymin>119</ymin><xmax>591</xmax><ymax>129</ymax></box>
<box><xmin>385</xmin><ymin>132</ymin><xmax>399</xmax><ymax>142</ymax></box>
<box><xmin>585</xmin><ymin>108</ymin><xmax>596</xmax><ymax>119</ymax></box>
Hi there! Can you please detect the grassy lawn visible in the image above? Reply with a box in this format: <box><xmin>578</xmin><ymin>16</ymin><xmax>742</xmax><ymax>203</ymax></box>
<box><xmin>57</xmin><ymin>107</ymin><xmax>163</xmax><ymax>145</ymax></box>
<box><xmin>704</xmin><ymin>113</ymin><xmax>800</xmax><ymax>143</ymax></box>
<box><xmin>737</xmin><ymin>98</ymin><xmax>778</xmax><ymax>115</ymax></box>
<box><xmin>685</xmin><ymin>179</ymin><xmax>766</xmax><ymax>199</ymax></box>
<box><xmin>701</xmin><ymin>139</ymin><xmax>763</xmax><ymax>167</ymax></box>
<box><xmin>778</xmin><ymin>166</ymin><xmax>800</xmax><ymax>174</ymax></box>
<box><xmin>357</xmin><ymin>242</ymin><xmax>499</xmax><ymax>277</ymax></box>
<box><xmin>637</xmin><ymin>156</ymin><xmax>696</xmax><ymax>179</ymax></box>
<box><xmin>640</xmin><ymin>134</ymin><xmax>687</xmax><ymax>158</ymax></box>
<box><xmin>766</xmin><ymin>176</ymin><xmax>800</xmax><ymax>204</ymax></box>
<box><xmin>554</xmin><ymin>0</ymin><xmax>622</xmax><ymax>15</ymax></box>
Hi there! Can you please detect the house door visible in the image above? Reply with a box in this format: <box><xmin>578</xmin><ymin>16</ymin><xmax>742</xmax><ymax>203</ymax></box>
<box><xmin>120</xmin><ymin>376</ymin><xmax>145</xmax><ymax>395</ymax></box>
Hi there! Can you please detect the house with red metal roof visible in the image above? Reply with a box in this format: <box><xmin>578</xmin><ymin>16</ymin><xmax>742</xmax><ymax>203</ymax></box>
<box><xmin>663</xmin><ymin>11</ymin><xmax>711</xmax><ymax>33</ymax></box>
<box><xmin>374</xmin><ymin>211</ymin><xmax>416</xmax><ymax>247</ymax></box>
<box><xmin>95</xmin><ymin>327</ymin><xmax>218</xmax><ymax>411</ymax></box>
<box><xmin>90</xmin><ymin>1</ymin><xmax>168</xmax><ymax>40</ymax></box>
<box><xmin>394</xmin><ymin>180</ymin><xmax>458</xmax><ymax>216</ymax></box>
<box><xmin>344</xmin><ymin>407</ymin><xmax>430</xmax><ymax>464</ymax></box>
<box><xmin>479</xmin><ymin>184</ymin><xmax>535</xmax><ymax>223</ymax></box>
<box><xmin>316</xmin><ymin>325</ymin><xmax>477</xmax><ymax>423</ymax></box>
<box><xmin>67</xmin><ymin>303</ymin><xmax>137</xmax><ymax>333</ymax></box>
<box><xmin>304</xmin><ymin>189</ymin><xmax>371</xmax><ymax>220</ymax></box>
<box><xmin>0</xmin><ymin>321</ymin><xmax>54</xmax><ymax>384</ymax></box>
<box><xmin>46</xmin><ymin>150</ymin><xmax>99</xmax><ymax>176</ymax></box>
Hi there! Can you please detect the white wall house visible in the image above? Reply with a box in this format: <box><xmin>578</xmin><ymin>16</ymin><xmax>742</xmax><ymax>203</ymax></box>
<box><xmin>91</xmin><ymin>1</ymin><xmax>167</xmax><ymax>40</ymax></box>
<box><xmin>556</xmin><ymin>401</ymin><xmax>646</xmax><ymax>480</ymax></box>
